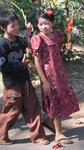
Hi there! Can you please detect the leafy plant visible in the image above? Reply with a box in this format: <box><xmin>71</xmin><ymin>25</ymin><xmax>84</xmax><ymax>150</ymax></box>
<box><xmin>0</xmin><ymin>0</ymin><xmax>84</xmax><ymax>46</ymax></box>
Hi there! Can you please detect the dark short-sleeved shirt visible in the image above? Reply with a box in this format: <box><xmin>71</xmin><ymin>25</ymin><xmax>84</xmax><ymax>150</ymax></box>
<box><xmin>0</xmin><ymin>36</ymin><xmax>30</xmax><ymax>87</ymax></box>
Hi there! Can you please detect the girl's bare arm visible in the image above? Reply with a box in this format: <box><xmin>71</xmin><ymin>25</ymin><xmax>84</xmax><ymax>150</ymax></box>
<box><xmin>34</xmin><ymin>55</ymin><xmax>51</xmax><ymax>95</ymax></box>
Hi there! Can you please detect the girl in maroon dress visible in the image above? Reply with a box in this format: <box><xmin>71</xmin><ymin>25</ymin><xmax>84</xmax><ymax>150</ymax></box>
<box><xmin>31</xmin><ymin>9</ymin><xmax>79</xmax><ymax>145</ymax></box>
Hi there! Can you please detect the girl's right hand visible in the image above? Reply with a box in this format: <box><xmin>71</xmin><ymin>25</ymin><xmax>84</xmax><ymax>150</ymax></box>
<box><xmin>42</xmin><ymin>79</ymin><xmax>51</xmax><ymax>96</ymax></box>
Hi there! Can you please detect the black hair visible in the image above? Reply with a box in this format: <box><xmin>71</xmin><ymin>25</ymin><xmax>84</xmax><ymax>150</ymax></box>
<box><xmin>38</xmin><ymin>8</ymin><xmax>55</xmax><ymax>22</ymax></box>
<box><xmin>0</xmin><ymin>10</ymin><xmax>19</xmax><ymax>28</ymax></box>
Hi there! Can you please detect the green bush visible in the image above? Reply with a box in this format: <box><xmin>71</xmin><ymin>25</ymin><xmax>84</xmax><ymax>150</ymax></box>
<box><xmin>0</xmin><ymin>0</ymin><xmax>84</xmax><ymax>62</ymax></box>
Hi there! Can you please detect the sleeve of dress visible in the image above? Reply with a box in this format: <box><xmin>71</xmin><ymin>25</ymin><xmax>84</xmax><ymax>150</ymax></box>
<box><xmin>31</xmin><ymin>35</ymin><xmax>41</xmax><ymax>56</ymax></box>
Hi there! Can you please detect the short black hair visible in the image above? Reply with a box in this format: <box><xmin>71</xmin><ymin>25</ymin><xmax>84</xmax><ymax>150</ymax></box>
<box><xmin>0</xmin><ymin>10</ymin><xmax>19</xmax><ymax>28</ymax></box>
<box><xmin>38</xmin><ymin>8</ymin><xmax>55</xmax><ymax>22</ymax></box>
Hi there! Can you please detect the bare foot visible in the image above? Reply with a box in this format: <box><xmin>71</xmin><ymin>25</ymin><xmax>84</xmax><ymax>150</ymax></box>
<box><xmin>33</xmin><ymin>138</ymin><xmax>49</xmax><ymax>145</ymax></box>
<box><xmin>0</xmin><ymin>139</ymin><xmax>13</xmax><ymax>145</ymax></box>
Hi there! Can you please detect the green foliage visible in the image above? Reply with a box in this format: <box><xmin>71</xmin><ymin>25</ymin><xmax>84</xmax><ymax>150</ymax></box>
<box><xmin>0</xmin><ymin>0</ymin><xmax>84</xmax><ymax>46</ymax></box>
<box><xmin>0</xmin><ymin>0</ymin><xmax>83</xmax><ymax>69</ymax></box>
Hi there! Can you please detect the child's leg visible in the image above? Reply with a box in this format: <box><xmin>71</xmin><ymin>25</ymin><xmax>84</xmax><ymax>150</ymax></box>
<box><xmin>54</xmin><ymin>117</ymin><xmax>65</xmax><ymax>140</ymax></box>
<box><xmin>53</xmin><ymin>117</ymin><xmax>73</xmax><ymax>144</ymax></box>
<box><xmin>22</xmin><ymin>80</ymin><xmax>48</xmax><ymax>144</ymax></box>
<box><xmin>0</xmin><ymin>85</ymin><xmax>23</xmax><ymax>142</ymax></box>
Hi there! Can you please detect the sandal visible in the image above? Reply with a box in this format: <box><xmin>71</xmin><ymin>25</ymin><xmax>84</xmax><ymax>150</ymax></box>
<box><xmin>56</xmin><ymin>137</ymin><xmax>73</xmax><ymax>144</ymax></box>
<box><xmin>0</xmin><ymin>139</ymin><xmax>13</xmax><ymax>145</ymax></box>
<box><xmin>33</xmin><ymin>138</ymin><xmax>49</xmax><ymax>145</ymax></box>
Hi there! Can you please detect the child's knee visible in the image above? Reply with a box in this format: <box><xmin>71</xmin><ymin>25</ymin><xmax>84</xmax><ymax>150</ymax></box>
<box><xmin>4</xmin><ymin>87</ymin><xmax>21</xmax><ymax>100</ymax></box>
<box><xmin>3</xmin><ymin>88</ymin><xmax>22</xmax><ymax>111</ymax></box>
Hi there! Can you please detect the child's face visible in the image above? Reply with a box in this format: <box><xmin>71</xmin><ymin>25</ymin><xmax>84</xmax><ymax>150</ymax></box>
<box><xmin>4</xmin><ymin>19</ymin><xmax>20</xmax><ymax>38</ymax></box>
<box><xmin>38</xmin><ymin>17</ymin><xmax>53</xmax><ymax>35</ymax></box>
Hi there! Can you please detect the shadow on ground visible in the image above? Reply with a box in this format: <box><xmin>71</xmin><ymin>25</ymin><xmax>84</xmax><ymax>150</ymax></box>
<box><xmin>64</xmin><ymin>126</ymin><xmax>84</xmax><ymax>141</ymax></box>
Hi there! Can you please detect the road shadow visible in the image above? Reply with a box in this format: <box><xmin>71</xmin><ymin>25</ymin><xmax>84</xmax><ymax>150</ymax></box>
<box><xmin>13</xmin><ymin>138</ymin><xmax>30</xmax><ymax>144</ymax></box>
<box><xmin>11</xmin><ymin>117</ymin><xmax>28</xmax><ymax>132</ymax></box>
<box><xmin>13</xmin><ymin>134</ymin><xmax>55</xmax><ymax>144</ymax></box>
<box><xmin>64</xmin><ymin>126</ymin><xmax>84</xmax><ymax>141</ymax></box>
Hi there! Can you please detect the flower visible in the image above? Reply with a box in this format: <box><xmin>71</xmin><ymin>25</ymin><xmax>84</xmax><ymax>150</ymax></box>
<box><xmin>65</xmin><ymin>17</ymin><xmax>73</xmax><ymax>33</ymax></box>
<box><xmin>44</xmin><ymin>9</ymin><xmax>54</xmax><ymax>16</ymax></box>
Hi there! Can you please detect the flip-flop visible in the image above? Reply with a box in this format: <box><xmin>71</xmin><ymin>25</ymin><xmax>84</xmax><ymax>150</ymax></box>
<box><xmin>33</xmin><ymin>138</ymin><xmax>49</xmax><ymax>145</ymax></box>
<box><xmin>56</xmin><ymin>138</ymin><xmax>73</xmax><ymax>144</ymax></box>
<box><xmin>0</xmin><ymin>139</ymin><xmax>13</xmax><ymax>145</ymax></box>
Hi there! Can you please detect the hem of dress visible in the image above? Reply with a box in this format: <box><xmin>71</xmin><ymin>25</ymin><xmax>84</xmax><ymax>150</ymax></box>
<box><xmin>47</xmin><ymin>108</ymin><xmax>80</xmax><ymax>119</ymax></box>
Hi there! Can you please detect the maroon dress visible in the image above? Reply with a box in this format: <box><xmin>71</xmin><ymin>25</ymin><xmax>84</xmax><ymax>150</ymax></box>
<box><xmin>31</xmin><ymin>32</ymin><xmax>79</xmax><ymax>118</ymax></box>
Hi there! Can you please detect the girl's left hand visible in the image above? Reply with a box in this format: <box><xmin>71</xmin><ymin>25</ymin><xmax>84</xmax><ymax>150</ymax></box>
<box><xmin>65</xmin><ymin>43</ymin><xmax>72</xmax><ymax>50</ymax></box>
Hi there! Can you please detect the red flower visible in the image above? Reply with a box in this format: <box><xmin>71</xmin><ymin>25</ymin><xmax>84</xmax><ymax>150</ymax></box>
<box><xmin>45</xmin><ymin>9</ymin><xmax>54</xmax><ymax>16</ymax></box>
<box><xmin>65</xmin><ymin>17</ymin><xmax>73</xmax><ymax>33</ymax></box>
